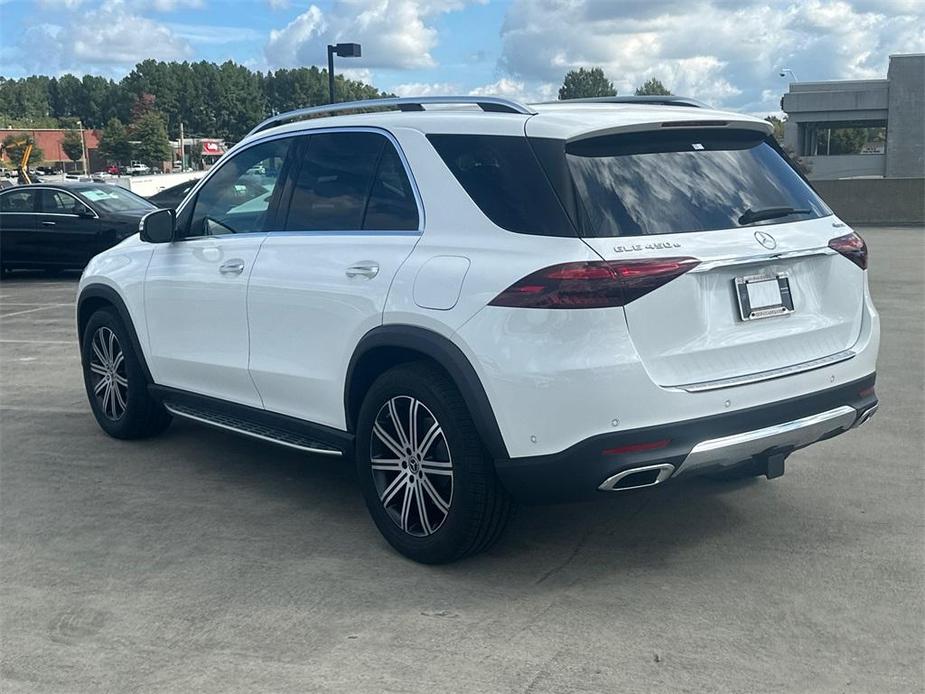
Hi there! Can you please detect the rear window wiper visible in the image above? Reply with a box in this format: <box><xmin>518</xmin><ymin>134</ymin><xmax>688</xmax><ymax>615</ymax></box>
<box><xmin>738</xmin><ymin>206</ymin><xmax>811</xmax><ymax>225</ymax></box>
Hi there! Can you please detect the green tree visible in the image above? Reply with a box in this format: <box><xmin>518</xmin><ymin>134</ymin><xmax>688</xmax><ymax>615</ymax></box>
<box><xmin>635</xmin><ymin>78</ymin><xmax>672</xmax><ymax>96</ymax></box>
<box><xmin>131</xmin><ymin>112</ymin><xmax>171</xmax><ymax>170</ymax></box>
<box><xmin>1</xmin><ymin>134</ymin><xmax>44</xmax><ymax>168</ymax></box>
<box><xmin>765</xmin><ymin>115</ymin><xmax>786</xmax><ymax>143</ymax></box>
<box><xmin>828</xmin><ymin>128</ymin><xmax>867</xmax><ymax>155</ymax></box>
<box><xmin>61</xmin><ymin>129</ymin><xmax>85</xmax><ymax>168</ymax></box>
<box><xmin>558</xmin><ymin>67</ymin><xmax>616</xmax><ymax>100</ymax></box>
<box><xmin>98</xmin><ymin>118</ymin><xmax>134</xmax><ymax>165</ymax></box>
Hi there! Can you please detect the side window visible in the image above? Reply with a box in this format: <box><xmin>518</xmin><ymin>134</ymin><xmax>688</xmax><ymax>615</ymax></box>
<box><xmin>284</xmin><ymin>132</ymin><xmax>384</xmax><ymax>231</ymax></box>
<box><xmin>186</xmin><ymin>137</ymin><xmax>291</xmax><ymax>238</ymax></box>
<box><xmin>364</xmin><ymin>145</ymin><xmax>419</xmax><ymax>230</ymax></box>
<box><xmin>0</xmin><ymin>190</ymin><xmax>36</xmax><ymax>213</ymax></box>
<box><xmin>39</xmin><ymin>190</ymin><xmax>85</xmax><ymax>214</ymax></box>
<box><xmin>285</xmin><ymin>132</ymin><xmax>418</xmax><ymax>231</ymax></box>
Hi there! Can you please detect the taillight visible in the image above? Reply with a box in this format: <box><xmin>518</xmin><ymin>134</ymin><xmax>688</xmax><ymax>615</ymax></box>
<box><xmin>828</xmin><ymin>232</ymin><xmax>868</xmax><ymax>270</ymax></box>
<box><xmin>489</xmin><ymin>257</ymin><xmax>700</xmax><ymax>309</ymax></box>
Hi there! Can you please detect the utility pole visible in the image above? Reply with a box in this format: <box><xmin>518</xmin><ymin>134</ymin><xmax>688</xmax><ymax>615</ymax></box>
<box><xmin>179</xmin><ymin>121</ymin><xmax>185</xmax><ymax>170</ymax></box>
<box><xmin>78</xmin><ymin>120</ymin><xmax>88</xmax><ymax>176</ymax></box>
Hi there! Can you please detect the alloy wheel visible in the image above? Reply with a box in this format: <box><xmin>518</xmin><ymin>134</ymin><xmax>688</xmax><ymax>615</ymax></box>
<box><xmin>88</xmin><ymin>326</ymin><xmax>128</xmax><ymax>420</ymax></box>
<box><xmin>370</xmin><ymin>396</ymin><xmax>454</xmax><ymax>537</ymax></box>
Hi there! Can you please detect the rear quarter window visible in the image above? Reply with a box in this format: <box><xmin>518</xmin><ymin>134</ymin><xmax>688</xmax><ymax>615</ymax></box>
<box><xmin>427</xmin><ymin>134</ymin><xmax>576</xmax><ymax>237</ymax></box>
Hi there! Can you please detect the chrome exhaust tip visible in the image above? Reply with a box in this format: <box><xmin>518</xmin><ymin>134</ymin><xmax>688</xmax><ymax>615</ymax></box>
<box><xmin>852</xmin><ymin>403</ymin><xmax>879</xmax><ymax>429</ymax></box>
<box><xmin>598</xmin><ymin>463</ymin><xmax>675</xmax><ymax>492</ymax></box>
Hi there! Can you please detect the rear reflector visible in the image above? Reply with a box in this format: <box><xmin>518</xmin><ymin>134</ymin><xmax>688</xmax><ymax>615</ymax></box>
<box><xmin>489</xmin><ymin>257</ymin><xmax>699</xmax><ymax>309</ymax></box>
<box><xmin>858</xmin><ymin>385</ymin><xmax>876</xmax><ymax>398</ymax></box>
<box><xmin>828</xmin><ymin>231</ymin><xmax>868</xmax><ymax>270</ymax></box>
<box><xmin>602</xmin><ymin>439</ymin><xmax>671</xmax><ymax>456</ymax></box>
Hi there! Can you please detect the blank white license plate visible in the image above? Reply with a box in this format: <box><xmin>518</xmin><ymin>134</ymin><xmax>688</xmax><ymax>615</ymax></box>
<box><xmin>735</xmin><ymin>274</ymin><xmax>794</xmax><ymax>320</ymax></box>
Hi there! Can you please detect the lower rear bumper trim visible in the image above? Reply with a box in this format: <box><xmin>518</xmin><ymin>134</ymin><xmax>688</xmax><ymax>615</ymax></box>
<box><xmin>675</xmin><ymin>405</ymin><xmax>857</xmax><ymax>476</ymax></box>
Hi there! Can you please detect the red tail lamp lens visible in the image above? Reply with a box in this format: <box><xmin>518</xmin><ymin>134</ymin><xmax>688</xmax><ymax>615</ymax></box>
<box><xmin>828</xmin><ymin>232</ymin><xmax>868</xmax><ymax>270</ymax></box>
<box><xmin>489</xmin><ymin>257</ymin><xmax>699</xmax><ymax>309</ymax></box>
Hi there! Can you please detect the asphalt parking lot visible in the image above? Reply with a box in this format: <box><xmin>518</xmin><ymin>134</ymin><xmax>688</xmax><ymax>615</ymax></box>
<box><xmin>1</xmin><ymin>227</ymin><xmax>923</xmax><ymax>693</ymax></box>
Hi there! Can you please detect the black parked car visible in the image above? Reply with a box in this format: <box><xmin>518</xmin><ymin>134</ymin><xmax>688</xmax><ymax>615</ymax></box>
<box><xmin>146</xmin><ymin>179</ymin><xmax>196</xmax><ymax>210</ymax></box>
<box><xmin>0</xmin><ymin>183</ymin><xmax>156</xmax><ymax>272</ymax></box>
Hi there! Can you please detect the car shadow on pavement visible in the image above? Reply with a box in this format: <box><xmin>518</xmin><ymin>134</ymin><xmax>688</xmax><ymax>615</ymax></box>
<box><xmin>143</xmin><ymin>418</ymin><xmax>764</xmax><ymax>586</ymax></box>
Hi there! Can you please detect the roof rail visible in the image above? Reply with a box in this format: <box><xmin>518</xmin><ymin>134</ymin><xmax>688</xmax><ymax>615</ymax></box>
<box><xmin>539</xmin><ymin>96</ymin><xmax>709</xmax><ymax>108</ymax></box>
<box><xmin>247</xmin><ymin>96</ymin><xmax>537</xmax><ymax>136</ymax></box>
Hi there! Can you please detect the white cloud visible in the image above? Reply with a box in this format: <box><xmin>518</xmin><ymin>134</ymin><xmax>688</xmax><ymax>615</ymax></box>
<box><xmin>392</xmin><ymin>81</ymin><xmax>462</xmax><ymax>97</ymax></box>
<box><xmin>498</xmin><ymin>0</ymin><xmax>925</xmax><ymax>112</ymax></box>
<box><xmin>20</xmin><ymin>0</ymin><xmax>192</xmax><ymax>72</ymax></box>
<box><xmin>266</xmin><ymin>0</ymin><xmax>291</xmax><ymax>8</ymax></box>
<box><xmin>265</xmin><ymin>0</ymin><xmax>485</xmax><ymax>70</ymax></box>
<box><xmin>149</xmin><ymin>0</ymin><xmax>204</xmax><ymax>10</ymax></box>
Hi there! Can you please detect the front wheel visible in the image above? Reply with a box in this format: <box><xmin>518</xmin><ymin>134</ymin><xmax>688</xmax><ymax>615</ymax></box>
<box><xmin>355</xmin><ymin>362</ymin><xmax>513</xmax><ymax>564</ymax></box>
<box><xmin>81</xmin><ymin>308</ymin><xmax>171</xmax><ymax>439</ymax></box>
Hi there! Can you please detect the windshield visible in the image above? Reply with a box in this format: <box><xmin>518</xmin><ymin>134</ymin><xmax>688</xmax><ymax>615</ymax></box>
<box><xmin>564</xmin><ymin>129</ymin><xmax>831</xmax><ymax>237</ymax></box>
<box><xmin>79</xmin><ymin>186</ymin><xmax>156</xmax><ymax>214</ymax></box>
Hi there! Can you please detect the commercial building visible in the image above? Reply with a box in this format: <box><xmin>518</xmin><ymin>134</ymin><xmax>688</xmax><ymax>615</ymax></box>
<box><xmin>0</xmin><ymin>127</ymin><xmax>102</xmax><ymax>172</ymax></box>
<box><xmin>781</xmin><ymin>54</ymin><xmax>924</xmax><ymax>180</ymax></box>
<box><xmin>781</xmin><ymin>54</ymin><xmax>924</xmax><ymax>224</ymax></box>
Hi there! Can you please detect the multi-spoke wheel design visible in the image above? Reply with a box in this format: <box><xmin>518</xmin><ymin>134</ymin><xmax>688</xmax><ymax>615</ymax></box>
<box><xmin>88</xmin><ymin>326</ymin><xmax>128</xmax><ymax>421</ymax></box>
<box><xmin>370</xmin><ymin>396</ymin><xmax>454</xmax><ymax>537</ymax></box>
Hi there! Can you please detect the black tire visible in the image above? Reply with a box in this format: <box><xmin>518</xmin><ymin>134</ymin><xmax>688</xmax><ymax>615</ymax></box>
<box><xmin>355</xmin><ymin>362</ymin><xmax>513</xmax><ymax>564</ymax></box>
<box><xmin>81</xmin><ymin>308</ymin><xmax>171</xmax><ymax>439</ymax></box>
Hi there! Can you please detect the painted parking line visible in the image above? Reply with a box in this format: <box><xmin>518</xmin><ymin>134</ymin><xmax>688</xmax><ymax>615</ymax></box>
<box><xmin>0</xmin><ymin>304</ymin><xmax>73</xmax><ymax>318</ymax></box>
<box><xmin>0</xmin><ymin>339</ymin><xmax>74</xmax><ymax>344</ymax></box>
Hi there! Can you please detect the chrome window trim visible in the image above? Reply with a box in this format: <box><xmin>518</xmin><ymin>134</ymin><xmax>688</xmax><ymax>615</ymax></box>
<box><xmin>669</xmin><ymin>349</ymin><xmax>856</xmax><ymax>392</ymax></box>
<box><xmin>0</xmin><ymin>185</ymin><xmax>102</xmax><ymax>219</ymax></box>
<box><xmin>173</xmin><ymin>126</ymin><xmax>425</xmax><ymax>242</ymax></box>
<box><xmin>689</xmin><ymin>246</ymin><xmax>836</xmax><ymax>273</ymax></box>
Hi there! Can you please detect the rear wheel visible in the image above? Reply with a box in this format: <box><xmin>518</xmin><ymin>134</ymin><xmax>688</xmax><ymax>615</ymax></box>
<box><xmin>81</xmin><ymin>308</ymin><xmax>171</xmax><ymax>439</ymax></box>
<box><xmin>355</xmin><ymin>362</ymin><xmax>513</xmax><ymax>564</ymax></box>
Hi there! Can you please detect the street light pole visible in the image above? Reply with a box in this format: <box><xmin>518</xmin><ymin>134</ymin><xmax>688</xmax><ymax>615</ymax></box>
<box><xmin>326</xmin><ymin>42</ymin><xmax>362</xmax><ymax>103</ymax></box>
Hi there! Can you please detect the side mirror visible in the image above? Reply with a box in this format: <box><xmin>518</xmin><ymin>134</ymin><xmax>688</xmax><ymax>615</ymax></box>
<box><xmin>140</xmin><ymin>208</ymin><xmax>176</xmax><ymax>244</ymax></box>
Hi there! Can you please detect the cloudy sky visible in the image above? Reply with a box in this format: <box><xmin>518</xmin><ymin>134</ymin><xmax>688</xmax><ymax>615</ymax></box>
<box><xmin>1</xmin><ymin>0</ymin><xmax>923</xmax><ymax>114</ymax></box>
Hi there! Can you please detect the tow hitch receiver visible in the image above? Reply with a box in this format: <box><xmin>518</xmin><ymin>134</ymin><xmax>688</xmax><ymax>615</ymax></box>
<box><xmin>762</xmin><ymin>451</ymin><xmax>788</xmax><ymax>479</ymax></box>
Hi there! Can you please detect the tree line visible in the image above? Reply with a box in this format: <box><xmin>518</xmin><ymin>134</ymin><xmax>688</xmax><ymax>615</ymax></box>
<box><xmin>0</xmin><ymin>59</ymin><xmax>387</xmax><ymax>142</ymax></box>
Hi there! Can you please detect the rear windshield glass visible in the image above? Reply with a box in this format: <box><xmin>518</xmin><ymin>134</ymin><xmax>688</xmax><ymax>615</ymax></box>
<box><xmin>427</xmin><ymin>134</ymin><xmax>576</xmax><ymax>237</ymax></box>
<box><xmin>79</xmin><ymin>185</ymin><xmax>155</xmax><ymax>214</ymax></box>
<box><xmin>565</xmin><ymin>129</ymin><xmax>830</xmax><ymax>237</ymax></box>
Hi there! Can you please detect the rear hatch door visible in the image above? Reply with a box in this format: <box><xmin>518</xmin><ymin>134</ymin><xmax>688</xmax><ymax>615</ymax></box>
<box><xmin>553</xmin><ymin>126</ymin><xmax>865</xmax><ymax>389</ymax></box>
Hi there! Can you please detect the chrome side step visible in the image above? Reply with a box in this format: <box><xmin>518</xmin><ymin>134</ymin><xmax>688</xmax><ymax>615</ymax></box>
<box><xmin>164</xmin><ymin>402</ymin><xmax>342</xmax><ymax>456</ymax></box>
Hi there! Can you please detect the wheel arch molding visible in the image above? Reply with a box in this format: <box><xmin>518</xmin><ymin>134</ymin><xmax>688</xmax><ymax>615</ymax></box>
<box><xmin>345</xmin><ymin>325</ymin><xmax>509</xmax><ymax>460</ymax></box>
<box><xmin>77</xmin><ymin>284</ymin><xmax>152</xmax><ymax>383</ymax></box>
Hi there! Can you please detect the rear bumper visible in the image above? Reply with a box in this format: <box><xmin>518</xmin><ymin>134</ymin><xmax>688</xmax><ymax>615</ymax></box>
<box><xmin>494</xmin><ymin>373</ymin><xmax>878</xmax><ymax>503</ymax></box>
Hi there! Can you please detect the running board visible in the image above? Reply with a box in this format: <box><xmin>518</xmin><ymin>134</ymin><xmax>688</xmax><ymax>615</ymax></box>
<box><xmin>164</xmin><ymin>401</ymin><xmax>343</xmax><ymax>456</ymax></box>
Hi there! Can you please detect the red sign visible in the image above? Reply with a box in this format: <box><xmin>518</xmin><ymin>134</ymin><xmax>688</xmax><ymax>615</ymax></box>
<box><xmin>202</xmin><ymin>142</ymin><xmax>224</xmax><ymax>155</ymax></box>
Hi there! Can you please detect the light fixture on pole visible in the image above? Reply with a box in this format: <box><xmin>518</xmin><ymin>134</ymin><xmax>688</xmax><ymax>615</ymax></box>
<box><xmin>327</xmin><ymin>42</ymin><xmax>362</xmax><ymax>104</ymax></box>
<box><xmin>778</xmin><ymin>67</ymin><xmax>798</xmax><ymax>82</ymax></box>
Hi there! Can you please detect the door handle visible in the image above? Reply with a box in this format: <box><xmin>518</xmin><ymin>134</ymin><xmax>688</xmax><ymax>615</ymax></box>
<box><xmin>41</xmin><ymin>221</ymin><xmax>56</xmax><ymax>226</ymax></box>
<box><xmin>345</xmin><ymin>262</ymin><xmax>379</xmax><ymax>279</ymax></box>
<box><xmin>219</xmin><ymin>259</ymin><xmax>246</xmax><ymax>275</ymax></box>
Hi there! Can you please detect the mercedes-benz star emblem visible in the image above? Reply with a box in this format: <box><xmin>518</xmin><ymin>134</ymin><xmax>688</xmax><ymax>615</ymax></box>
<box><xmin>754</xmin><ymin>231</ymin><xmax>777</xmax><ymax>250</ymax></box>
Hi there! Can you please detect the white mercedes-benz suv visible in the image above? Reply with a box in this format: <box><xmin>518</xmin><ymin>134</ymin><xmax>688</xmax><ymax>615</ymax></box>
<box><xmin>78</xmin><ymin>96</ymin><xmax>880</xmax><ymax>563</ymax></box>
